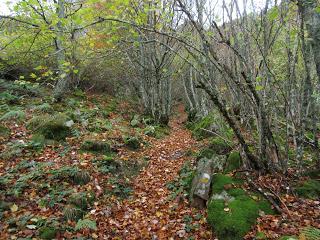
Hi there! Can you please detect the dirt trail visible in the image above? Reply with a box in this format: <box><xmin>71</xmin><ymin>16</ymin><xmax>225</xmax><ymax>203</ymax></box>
<box><xmin>101</xmin><ymin>106</ymin><xmax>213</xmax><ymax>239</ymax></box>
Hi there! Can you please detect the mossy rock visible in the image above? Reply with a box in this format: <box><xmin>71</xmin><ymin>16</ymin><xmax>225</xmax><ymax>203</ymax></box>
<box><xmin>38</xmin><ymin>226</ymin><xmax>58</xmax><ymax>240</ymax></box>
<box><xmin>73</xmin><ymin>170</ymin><xmax>91</xmax><ymax>185</ymax></box>
<box><xmin>209</xmin><ymin>137</ymin><xmax>232</xmax><ymax>155</ymax></box>
<box><xmin>295</xmin><ymin>179</ymin><xmax>320</xmax><ymax>199</ymax></box>
<box><xmin>27</xmin><ymin>114</ymin><xmax>71</xmax><ymax>141</ymax></box>
<box><xmin>81</xmin><ymin>140</ymin><xmax>111</xmax><ymax>153</ymax></box>
<box><xmin>224</xmin><ymin>151</ymin><xmax>242</xmax><ymax>173</ymax></box>
<box><xmin>63</xmin><ymin>205</ymin><xmax>85</xmax><ymax>221</ymax></box>
<box><xmin>124</xmin><ymin>136</ymin><xmax>140</xmax><ymax>150</ymax></box>
<box><xmin>0</xmin><ymin>125</ymin><xmax>10</xmax><ymax>138</ymax></box>
<box><xmin>208</xmin><ymin>174</ymin><xmax>273</xmax><ymax>240</ymax></box>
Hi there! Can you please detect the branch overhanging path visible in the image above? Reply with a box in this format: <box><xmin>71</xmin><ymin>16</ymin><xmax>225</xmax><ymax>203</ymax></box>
<box><xmin>99</xmin><ymin>106</ymin><xmax>213</xmax><ymax>239</ymax></box>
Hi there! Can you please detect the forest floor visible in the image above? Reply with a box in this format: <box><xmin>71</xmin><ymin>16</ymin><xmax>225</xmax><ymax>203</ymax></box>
<box><xmin>98</xmin><ymin>104</ymin><xmax>213</xmax><ymax>239</ymax></box>
<box><xmin>0</xmin><ymin>88</ymin><xmax>319</xmax><ymax>239</ymax></box>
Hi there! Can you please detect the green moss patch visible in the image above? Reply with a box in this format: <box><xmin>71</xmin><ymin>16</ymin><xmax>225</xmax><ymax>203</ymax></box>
<box><xmin>208</xmin><ymin>174</ymin><xmax>273</xmax><ymax>240</ymax></box>
<box><xmin>224</xmin><ymin>151</ymin><xmax>242</xmax><ymax>173</ymax></box>
<box><xmin>295</xmin><ymin>179</ymin><xmax>320</xmax><ymax>199</ymax></box>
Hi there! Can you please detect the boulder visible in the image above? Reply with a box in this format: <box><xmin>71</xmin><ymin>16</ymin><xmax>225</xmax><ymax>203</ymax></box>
<box><xmin>190</xmin><ymin>155</ymin><xmax>226</xmax><ymax>209</ymax></box>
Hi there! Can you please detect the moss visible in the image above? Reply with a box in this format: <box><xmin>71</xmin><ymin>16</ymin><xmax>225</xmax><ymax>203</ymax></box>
<box><xmin>295</xmin><ymin>179</ymin><xmax>320</xmax><ymax>199</ymax></box>
<box><xmin>211</xmin><ymin>174</ymin><xmax>243</xmax><ymax>193</ymax></box>
<box><xmin>210</xmin><ymin>137</ymin><xmax>232</xmax><ymax>155</ymax></box>
<box><xmin>224</xmin><ymin>151</ymin><xmax>242</xmax><ymax>173</ymax></box>
<box><xmin>81</xmin><ymin>140</ymin><xmax>111</xmax><ymax>153</ymax></box>
<box><xmin>27</xmin><ymin>114</ymin><xmax>71</xmax><ymax>141</ymax></box>
<box><xmin>189</xmin><ymin>114</ymin><xmax>215</xmax><ymax>139</ymax></box>
<box><xmin>38</xmin><ymin>226</ymin><xmax>57</xmax><ymax>240</ymax></box>
<box><xmin>208</xmin><ymin>174</ymin><xmax>273</xmax><ymax>240</ymax></box>
<box><xmin>197</xmin><ymin>148</ymin><xmax>215</xmax><ymax>159</ymax></box>
<box><xmin>124</xmin><ymin>136</ymin><xmax>140</xmax><ymax>150</ymax></box>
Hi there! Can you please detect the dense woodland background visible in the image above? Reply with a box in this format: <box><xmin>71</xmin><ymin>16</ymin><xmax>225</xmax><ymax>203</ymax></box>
<box><xmin>0</xmin><ymin>0</ymin><xmax>320</xmax><ymax>239</ymax></box>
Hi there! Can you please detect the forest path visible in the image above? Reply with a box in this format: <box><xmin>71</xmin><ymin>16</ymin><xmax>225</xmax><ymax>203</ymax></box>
<box><xmin>102</xmin><ymin>105</ymin><xmax>213</xmax><ymax>239</ymax></box>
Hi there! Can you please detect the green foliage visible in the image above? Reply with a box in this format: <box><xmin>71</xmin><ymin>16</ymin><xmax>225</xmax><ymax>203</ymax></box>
<box><xmin>300</xmin><ymin>227</ymin><xmax>320</xmax><ymax>240</ymax></box>
<box><xmin>63</xmin><ymin>205</ymin><xmax>85</xmax><ymax>221</ymax></box>
<box><xmin>0</xmin><ymin>91</ymin><xmax>20</xmax><ymax>104</ymax></box>
<box><xmin>68</xmin><ymin>192</ymin><xmax>89</xmax><ymax>210</ymax></box>
<box><xmin>0</xmin><ymin>124</ymin><xmax>10</xmax><ymax>138</ymax></box>
<box><xmin>38</xmin><ymin>226</ymin><xmax>58</xmax><ymax>240</ymax></box>
<box><xmin>32</xmin><ymin>103</ymin><xmax>54</xmax><ymax>113</ymax></box>
<box><xmin>209</xmin><ymin>137</ymin><xmax>232</xmax><ymax>155</ymax></box>
<box><xmin>27</xmin><ymin>113</ymin><xmax>71</xmax><ymax>140</ymax></box>
<box><xmin>188</xmin><ymin>114</ymin><xmax>215</xmax><ymax>139</ymax></box>
<box><xmin>107</xmin><ymin>177</ymin><xmax>133</xmax><ymax>199</ymax></box>
<box><xmin>123</xmin><ymin>136</ymin><xmax>141</xmax><ymax>150</ymax></box>
<box><xmin>0</xmin><ymin>80</ymin><xmax>41</xmax><ymax>97</ymax></box>
<box><xmin>130</xmin><ymin>114</ymin><xmax>140</xmax><ymax>127</ymax></box>
<box><xmin>279</xmin><ymin>236</ymin><xmax>298</xmax><ymax>240</ymax></box>
<box><xmin>73</xmin><ymin>170</ymin><xmax>91</xmax><ymax>185</ymax></box>
<box><xmin>224</xmin><ymin>151</ymin><xmax>242</xmax><ymax>173</ymax></box>
<box><xmin>208</xmin><ymin>174</ymin><xmax>273</xmax><ymax>240</ymax></box>
<box><xmin>75</xmin><ymin>219</ymin><xmax>97</xmax><ymax>231</ymax></box>
<box><xmin>93</xmin><ymin>156</ymin><xmax>121</xmax><ymax>174</ymax></box>
<box><xmin>81</xmin><ymin>140</ymin><xmax>111</xmax><ymax>153</ymax></box>
<box><xmin>0</xmin><ymin>109</ymin><xmax>25</xmax><ymax>122</ymax></box>
<box><xmin>295</xmin><ymin>179</ymin><xmax>320</xmax><ymax>199</ymax></box>
<box><xmin>167</xmin><ymin>161</ymin><xmax>195</xmax><ymax>199</ymax></box>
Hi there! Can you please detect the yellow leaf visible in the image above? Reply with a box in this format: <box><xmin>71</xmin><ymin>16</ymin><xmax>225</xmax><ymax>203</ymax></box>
<box><xmin>156</xmin><ymin>211</ymin><xmax>163</xmax><ymax>217</ymax></box>
<box><xmin>10</xmin><ymin>204</ymin><xmax>18</xmax><ymax>212</ymax></box>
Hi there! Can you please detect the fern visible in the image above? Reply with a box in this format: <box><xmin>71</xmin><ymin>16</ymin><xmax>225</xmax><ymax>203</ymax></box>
<box><xmin>75</xmin><ymin>219</ymin><xmax>97</xmax><ymax>231</ymax></box>
<box><xmin>0</xmin><ymin>110</ymin><xmax>25</xmax><ymax>121</ymax></box>
<box><xmin>300</xmin><ymin>227</ymin><xmax>320</xmax><ymax>240</ymax></box>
